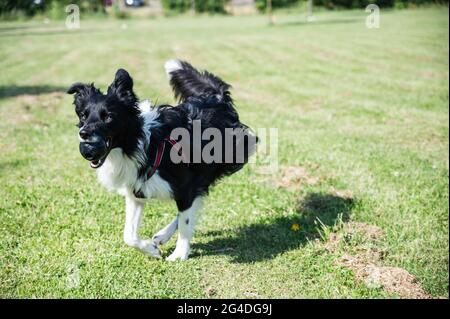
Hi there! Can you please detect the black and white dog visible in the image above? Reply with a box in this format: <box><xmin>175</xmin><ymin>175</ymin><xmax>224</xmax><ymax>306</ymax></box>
<box><xmin>68</xmin><ymin>60</ymin><xmax>257</xmax><ymax>261</ymax></box>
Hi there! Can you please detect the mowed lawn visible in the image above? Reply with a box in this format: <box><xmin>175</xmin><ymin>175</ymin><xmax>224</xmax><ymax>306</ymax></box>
<box><xmin>0</xmin><ymin>7</ymin><xmax>448</xmax><ymax>298</ymax></box>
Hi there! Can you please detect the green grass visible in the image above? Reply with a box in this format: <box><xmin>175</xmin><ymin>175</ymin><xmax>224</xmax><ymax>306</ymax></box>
<box><xmin>0</xmin><ymin>7</ymin><xmax>448</xmax><ymax>298</ymax></box>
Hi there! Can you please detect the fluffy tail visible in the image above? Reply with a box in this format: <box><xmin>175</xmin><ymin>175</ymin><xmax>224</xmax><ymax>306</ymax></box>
<box><xmin>164</xmin><ymin>59</ymin><xmax>232</xmax><ymax>103</ymax></box>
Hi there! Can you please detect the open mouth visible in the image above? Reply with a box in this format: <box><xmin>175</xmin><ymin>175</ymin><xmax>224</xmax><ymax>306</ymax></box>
<box><xmin>90</xmin><ymin>157</ymin><xmax>106</xmax><ymax>169</ymax></box>
<box><xmin>89</xmin><ymin>137</ymin><xmax>112</xmax><ymax>169</ymax></box>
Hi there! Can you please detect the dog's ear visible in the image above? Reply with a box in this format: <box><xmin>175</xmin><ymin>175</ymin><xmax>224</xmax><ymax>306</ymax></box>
<box><xmin>67</xmin><ymin>82</ymin><xmax>91</xmax><ymax>109</ymax></box>
<box><xmin>67</xmin><ymin>82</ymin><xmax>89</xmax><ymax>95</ymax></box>
<box><xmin>107</xmin><ymin>69</ymin><xmax>137</xmax><ymax>105</ymax></box>
<box><xmin>67</xmin><ymin>82</ymin><xmax>100</xmax><ymax>110</ymax></box>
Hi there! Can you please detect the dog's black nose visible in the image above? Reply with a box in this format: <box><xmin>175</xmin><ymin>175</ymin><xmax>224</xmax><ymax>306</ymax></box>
<box><xmin>79</xmin><ymin>129</ymin><xmax>90</xmax><ymax>140</ymax></box>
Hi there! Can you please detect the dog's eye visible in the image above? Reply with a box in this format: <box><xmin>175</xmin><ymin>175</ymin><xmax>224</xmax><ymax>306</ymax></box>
<box><xmin>104</xmin><ymin>113</ymin><xmax>113</xmax><ymax>123</ymax></box>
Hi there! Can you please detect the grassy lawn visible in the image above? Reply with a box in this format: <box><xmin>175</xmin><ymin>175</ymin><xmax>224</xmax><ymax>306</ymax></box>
<box><xmin>0</xmin><ymin>7</ymin><xmax>448</xmax><ymax>298</ymax></box>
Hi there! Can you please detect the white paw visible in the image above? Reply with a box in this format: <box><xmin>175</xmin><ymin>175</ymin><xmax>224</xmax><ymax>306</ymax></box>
<box><xmin>166</xmin><ymin>248</ymin><xmax>189</xmax><ymax>261</ymax></box>
<box><xmin>152</xmin><ymin>220</ymin><xmax>178</xmax><ymax>246</ymax></box>
<box><xmin>140</xmin><ymin>240</ymin><xmax>162</xmax><ymax>259</ymax></box>
<box><xmin>152</xmin><ymin>236</ymin><xmax>166</xmax><ymax>246</ymax></box>
<box><xmin>152</xmin><ymin>232</ymin><xmax>173</xmax><ymax>246</ymax></box>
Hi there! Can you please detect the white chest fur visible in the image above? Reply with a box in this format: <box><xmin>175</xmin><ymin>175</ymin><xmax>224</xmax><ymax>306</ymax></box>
<box><xmin>96</xmin><ymin>100</ymin><xmax>172</xmax><ymax>200</ymax></box>
<box><xmin>96</xmin><ymin>148</ymin><xmax>173</xmax><ymax>200</ymax></box>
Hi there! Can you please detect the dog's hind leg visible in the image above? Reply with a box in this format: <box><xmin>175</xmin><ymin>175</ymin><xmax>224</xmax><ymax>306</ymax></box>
<box><xmin>123</xmin><ymin>196</ymin><xmax>161</xmax><ymax>258</ymax></box>
<box><xmin>152</xmin><ymin>217</ymin><xmax>178</xmax><ymax>246</ymax></box>
<box><xmin>166</xmin><ymin>197</ymin><xmax>203</xmax><ymax>261</ymax></box>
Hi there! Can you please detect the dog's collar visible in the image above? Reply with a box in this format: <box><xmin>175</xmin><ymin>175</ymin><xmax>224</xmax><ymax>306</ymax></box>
<box><xmin>133</xmin><ymin>137</ymin><xmax>185</xmax><ymax>199</ymax></box>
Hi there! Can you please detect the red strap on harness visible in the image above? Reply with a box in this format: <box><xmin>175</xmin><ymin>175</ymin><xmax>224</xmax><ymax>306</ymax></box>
<box><xmin>146</xmin><ymin>138</ymin><xmax>166</xmax><ymax>180</ymax></box>
<box><xmin>165</xmin><ymin>137</ymin><xmax>189</xmax><ymax>164</ymax></box>
<box><xmin>134</xmin><ymin>137</ymin><xmax>187</xmax><ymax>198</ymax></box>
<box><xmin>145</xmin><ymin>137</ymin><xmax>187</xmax><ymax>180</ymax></box>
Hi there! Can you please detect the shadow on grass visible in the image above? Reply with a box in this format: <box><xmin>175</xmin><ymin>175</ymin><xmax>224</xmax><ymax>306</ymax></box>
<box><xmin>0</xmin><ymin>85</ymin><xmax>66</xmax><ymax>99</ymax></box>
<box><xmin>0</xmin><ymin>159</ymin><xmax>29</xmax><ymax>173</ymax></box>
<box><xmin>0</xmin><ymin>28</ymin><xmax>105</xmax><ymax>38</ymax></box>
<box><xmin>192</xmin><ymin>192</ymin><xmax>354</xmax><ymax>263</ymax></box>
<box><xmin>0</xmin><ymin>24</ymin><xmax>54</xmax><ymax>33</ymax></box>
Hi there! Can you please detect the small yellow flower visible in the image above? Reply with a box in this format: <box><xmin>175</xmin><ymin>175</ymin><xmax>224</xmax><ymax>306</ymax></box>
<box><xmin>291</xmin><ymin>223</ymin><xmax>300</xmax><ymax>232</ymax></box>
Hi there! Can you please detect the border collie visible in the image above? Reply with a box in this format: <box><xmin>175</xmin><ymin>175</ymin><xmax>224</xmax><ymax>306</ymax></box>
<box><xmin>68</xmin><ymin>60</ymin><xmax>257</xmax><ymax>261</ymax></box>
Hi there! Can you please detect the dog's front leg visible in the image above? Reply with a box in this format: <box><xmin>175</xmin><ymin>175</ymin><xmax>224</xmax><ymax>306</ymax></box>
<box><xmin>166</xmin><ymin>197</ymin><xmax>203</xmax><ymax>261</ymax></box>
<box><xmin>123</xmin><ymin>196</ymin><xmax>161</xmax><ymax>258</ymax></box>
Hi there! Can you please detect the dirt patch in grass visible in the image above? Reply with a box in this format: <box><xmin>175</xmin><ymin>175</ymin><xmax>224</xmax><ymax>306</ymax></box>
<box><xmin>344</xmin><ymin>221</ymin><xmax>383</xmax><ymax>240</ymax></box>
<box><xmin>16</xmin><ymin>92</ymin><xmax>64</xmax><ymax>112</ymax></box>
<box><xmin>328</xmin><ymin>187</ymin><xmax>354</xmax><ymax>201</ymax></box>
<box><xmin>339</xmin><ymin>254</ymin><xmax>430</xmax><ymax>299</ymax></box>
<box><xmin>323</xmin><ymin>222</ymin><xmax>432</xmax><ymax>299</ymax></box>
<box><xmin>265</xmin><ymin>165</ymin><xmax>319</xmax><ymax>191</ymax></box>
<box><xmin>204</xmin><ymin>286</ymin><xmax>217</xmax><ymax>297</ymax></box>
<box><xmin>2</xmin><ymin>92</ymin><xmax>64</xmax><ymax>126</ymax></box>
<box><xmin>323</xmin><ymin>222</ymin><xmax>381</xmax><ymax>253</ymax></box>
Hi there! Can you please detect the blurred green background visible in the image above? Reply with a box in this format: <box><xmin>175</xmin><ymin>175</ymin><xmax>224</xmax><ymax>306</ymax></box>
<box><xmin>0</xmin><ymin>1</ymin><xmax>448</xmax><ymax>299</ymax></box>
<box><xmin>1</xmin><ymin>0</ymin><xmax>448</xmax><ymax>19</ymax></box>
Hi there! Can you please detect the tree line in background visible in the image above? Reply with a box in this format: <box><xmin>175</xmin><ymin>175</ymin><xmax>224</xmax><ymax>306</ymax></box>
<box><xmin>313</xmin><ymin>0</ymin><xmax>447</xmax><ymax>9</ymax></box>
<box><xmin>0</xmin><ymin>0</ymin><xmax>105</xmax><ymax>18</ymax></box>
<box><xmin>0</xmin><ymin>0</ymin><xmax>448</xmax><ymax>18</ymax></box>
<box><xmin>161</xmin><ymin>0</ymin><xmax>450</xmax><ymax>13</ymax></box>
<box><xmin>256</xmin><ymin>0</ymin><xmax>448</xmax><ymax>10</ymax></box>
<box><xmin>161</xmin><ymin>0</ymin><xmax>228</xmax><ymax>13</ymax></box>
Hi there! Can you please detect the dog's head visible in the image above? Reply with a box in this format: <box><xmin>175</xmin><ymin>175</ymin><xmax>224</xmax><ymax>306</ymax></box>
<box><xmin>68</xmin><ymin>69</ymin><xmax>139</xmax><ymax>169</ymax></box>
